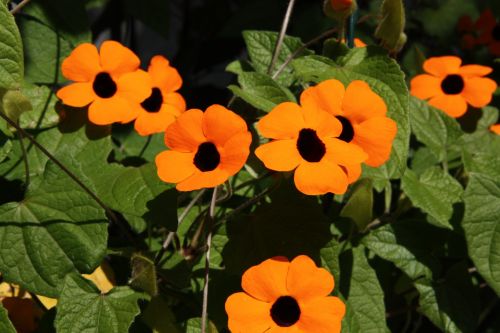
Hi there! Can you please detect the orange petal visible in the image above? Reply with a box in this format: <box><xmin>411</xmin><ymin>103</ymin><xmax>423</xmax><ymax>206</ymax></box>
<box><xmin>56</xmin><ymin>82</ymin><xmax>95</xmax><ymax>107</ymax></box>
<box><xmin>61</xmin><ymin>43</ymin><xmax>101</xmax><ymax>82</ymax></box>
<box><xmin>323</xmin><ymin>137</ymin><xmax>368</xmax><ymax>166</ymax></box>
<box><xmin>300</xmin><ymin>79</ymin><xmax>344</xmax><ymax>116</ymax></box>
<box><xmin>88</xmin><ymin>96</ymin><xmax>138</xmax><ymax>125</ymax></box>
<box><xmin>225</xmin><ymin>292</ymin><xmax>273</xmax><ymax>333</ymax></box>
<box><xmin>257</xmin><ymin>102</ymin><xmax>305</xmax><ymax>139</ymax></box>
<box><xmin>342</xmin><ymin>80</ymin><xmax>387</xmax><ymax>124</ymax></box>
<box><xmin>294</xmin><ymin>160</ymin><xmax>348</xmax><ymax>195</ymax></box>
<box><xmin>428</xmin><ymin>94</ymin><xmax>468</xmax><ymax>118</ymax></box>
<box><xmin>202</xmin><ymin>104</ymin><xmax>248</xmax><ymax>146</ymax></box>
<box><xmin>354</xmin><ymin>38</ymin><xmax>367</xmax><ymax>47</ymax></box>
<box><xmin>148</xmin><ymin>55</ymin><xmax>183</xmax><ymax>92</ymax></box>
<box><xmin>351</xmin><ymin>117</ymin><xmax>397</xmax><ymax>167</ymax></box>
<box><xmin>458</xmin><ymin>65</ymin><xmax>493</xmax><ymax>77</ymax></box>
<box><xmin>117</xmin><ymin>70</ymin><xmax>152</xmax><ymax>103</ymax></box>
<box><xmin>134</xmin><ymin>108</ymin><xmax>177</xmax><ymax>136</ymax></box>
<box><xmin>267</xmin><ymin>326</ymin><xmax>299</xmax><ymax>333</ymax></box>
<box><xmin>255</xmin><ymin>139</ymin><xmax>302</xmax><ymax>172</ymax></box>
<box><xmin>220</xmin><ymin>131</ymin><xmax>252</xmax><ymax>175</ymax></box>
<box><xmin>241</xmin><ymin>257</ymin><xmax>290</xmax><ymax>302</ymax></box>
<box><xmin>99</xmin><ymin>40</ymin><xmax>140</xmax><ymax>76</ymax></box>
<box><xmin>490</xmin><ymin>124</ymin><xmax>500</xmax><ymax>135</ymax></box>
<box><xmin>462</xmin><ymin>77</ymin><xmax>497</xmax><ymax>108</ymax></box>
<box><xmin>342</xmin><ymin>163</ymin><xmax>362</xmax><ymax>184</ymax></box>
<box><xmin>302</xmin><ymin>105</ymin><xmax>342</xmax><ymax>138</ymax></box>
<box><xmin>163</xmin><ymin>92</ymin><xmax>186</xmax><ymax>113</ymax></box>
<box><xmin>176</xmin><ymin>168</ymin><xmax>229</xmax><ymax>191</ymax></box>
<box><xmin>286</xmin><ymin>256</ymin><xmax>334</xmax><ymax>302</ymax></box>
<box><xmin>410</xmin><ymin>74</ymin><xmax>441</xmax><ymax>100</ymax></box>
<box><xmin>155</xmin><ymin>150</ymin><xmax>196</xmax><ymax>184</ymax></box>
<box><xmin>296</xmin><ymin>296</ymin><xmax>346</xmax><ymax>333</ymax></box>
<box><xmin>165</xmin><ymin>109</ymin><xmax>206</xmax><ymax>152</ymax></box>
<box><xmin>423</xmin><ymin>56</ymin><xmax>461</xmax><ymax>77</ymax></box>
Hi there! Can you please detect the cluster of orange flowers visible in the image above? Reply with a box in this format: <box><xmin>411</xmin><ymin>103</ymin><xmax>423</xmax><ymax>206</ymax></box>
<box><xmin>58</xmin><ymin>41</ymin><xmax>398</xmax><ymax>195</ymax></box>
<box><xmin>458</xmin><ymin>9</ymin><xmax>500</xmax><ymax>56</ymax></box>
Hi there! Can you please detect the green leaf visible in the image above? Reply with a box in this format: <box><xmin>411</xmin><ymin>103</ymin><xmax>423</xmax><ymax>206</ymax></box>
<box><xmin>0</xmin><ymin>138</ymin><xmax>12</xmax><ymax>163</ymax></box>
<box><xmin>242</xmin><ymin>30</ymin><xmax>312</xmax><ymax>86</ymax></box>
<box><xmin>21</xmin><ymin>0</ymin><xmax>91</xmax><ymax>46</ymax></box>
<box><xmin>1</xmin><ymin>89</ymin><xmax>33</xmax><ymax>123</ymax></box>
<box><xmin>409</xmin><ymin>96</ymin><xmax>463</xmax><ymax>162</ymax></box>
<box><xmin>228</xmin><ymin>72</ymin><xmax>296</xmax><ymax>112</ymax></box>
<box><xmin>340</xmin><ymin>179</ymin><xmax>373</xmax><ymax>231</ymax></box>
<box><xmin>221</xmin><ymin>182</ymin><xmax>332</xmax><ymax>274</ymax></box>
<box><xmin>293</xmin><ymin>47</ymin><xmax>410</xmax><ymax>181</ymax></box>
<box><xmin>463</xmin><ymin>174</ymin><xmax>500</xmax><ymax>295</ymax></box>
<box><xmin>141</xmin><ymin>296</ymin><xmax>182</xmax><ymax>333</ymax></box>
<box><xmin>374</xmin><ymin>0</ymin><xmax>406</xmax><ymax>52</ymax></box>
<box><xmin>340</xmin><ymin>246</ymin><xmax>389</xmax><ymax>333</ymax></box>
<box><xmin>185</xmin><ymin>318</ymin><xmax>218</xmax><ymax>333</ymax></box>
<box><xmin>0</xmin><ymin>162</ymin><xmax>108</xmax><ymax>297</ymax></box>
<box><xmin>0</xmin><ymin>3</ymin><xmax>23</xmax><ymax>89</ymax></box>
<box><xmin>55</xmin><ymin>274</ymin><xmax>146</xmax><ymax>333</ymax></box>
<box><xmin>415</xmin><ymin>263</ymin><xmax>479</xmax><ymax>333</ymax></box>
<box><xmin>0</xmin><ymin>302</ymin><xmax>16</xmax><ymax>333</ymax></box>
<box><xmin>320</xmin><ymin>238</ymin><xmax>341</xmax><ymax>282</ymax></box>
<box><xmin>401</xmin><ymin>167</ymin><xmax>463</xmax><ymax>229</ymax></box>
<box><xmin>18</xmin><ymin>16</ymin><xmax>72</xmax><ymax>84</ymax></box>
<box><xmin>362</xmin><ymin>219</ymin><xmax>446</xmax><ymax>280</ymax></box>
<box><xmin>129</xmin><ymin>254</ymin><xmax>157</xmax><ymax>297</ymax></box>
<box><xmin>19</xmin><ymin>83</ymin><xmax>59</xmax><ymax>129</ymax></box>
<box><xmin>112</xmin><ymin>131</ymin><xmax>166</xmax><ymax>163</ymax></box>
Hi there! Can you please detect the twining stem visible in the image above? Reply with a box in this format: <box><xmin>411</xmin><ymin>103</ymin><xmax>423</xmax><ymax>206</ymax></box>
<box><xmin>0</xmin><ymin>111</ymin><xmax>135</xmax><ymax>241</ymax></box>
<box><xmin>16</xmin><ymin>122</ymin><xmax>30</xmax><ymax>189</ymax></box>
<box><xmin>268</xmin><ymin>0</ymin><xmax>297</xmax><ymax>74</ymax></box>
<box><xmin>154</xmin><ymin>189</ymin><xmax>207</xmax><ymax>264</ymax></box>
<box><xmin>201</xmin><ymin>186</ymin><xmax>218</xmax><ymax>333</ymax></box>
<box><xmin>9</xmin><ymin>0</ymin><xmax>31</xmax><ymax>14</ymax></box>
<box><xmin>272</xmin><ymin>27</ymin><xmax>337</xmax><ymax>80</ymax></box>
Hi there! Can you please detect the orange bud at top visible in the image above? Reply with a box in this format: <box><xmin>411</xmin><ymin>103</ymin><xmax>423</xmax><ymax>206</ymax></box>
<box><xmin>331</xmin><ymin>0</ymin><xmax>353</xmax><ymax>11</ymax></box>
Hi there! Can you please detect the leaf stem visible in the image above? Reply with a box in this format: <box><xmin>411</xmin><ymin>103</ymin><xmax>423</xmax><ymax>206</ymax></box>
<box><xmin>0</xmin><ymin>111</ymin><xmax>133</xmax><ymax>241</ymax></box>
<box><xmin>154</xmin><ymin>189</ymin><xmax>207</xmax><ymax>264</ymax></box>
<box><xmin>268</xmin><ymin>0</ymin><xmax>297</xmax><ymax>74</ymax></box>
<box><xmin>201</xmin><ymin>187</ymin><xmax>218</xmax><ymax>333</ymax></box>
<box><xmin>272</xmin><ymin>27</ymin><xmax>337</xmax><ymax>80</ymax></box>
<box><xmin>9</xmin><ymin>0</ymin><xmax>31</xmax><ymax>14</ymax></box>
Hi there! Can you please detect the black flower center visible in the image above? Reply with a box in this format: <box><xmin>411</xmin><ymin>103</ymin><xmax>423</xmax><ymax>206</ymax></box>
<box><xmin>92</xmin><ymin>72</ymin><xmax>117</xmax><ymax>98</ymax></box>
<box><xmin>441</xmin><ymin>74</ymin><xmax>464</xmax><ymax>95</ymax></box>
<box><xmin>493</xmin><ymin>24</ymin><xmax>500</xmax><ymax>41</ymax></box>
<box><xmin>296</xmin><ymin>128</ymin><xmax>326</xmax><ymax>162</ymax></box>
<box><xmin>141</xmin><ymin>87</ymin><xmax>164</xmax><ymax>112</ymax></box>
<box><xmin>337</xmin><ymin>116</ymin><xmax>354</xmax><ymax>142</ymax></box>
<box><xmin>270</xmin><ymin>296</ymin><xmax>301</xmax><ymax>327</ymax></box>
<box><xmin>193</xmin><ymin>142</ymin><xmax>220</xmax><ymax>172</ymax></box>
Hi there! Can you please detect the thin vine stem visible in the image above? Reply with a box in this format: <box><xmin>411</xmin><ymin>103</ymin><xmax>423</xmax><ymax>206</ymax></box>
<box><xmin>201</xmin><ymin>186</ymin><xmax>218</xmax><ymax>333</ymax></box>
<box><xmin>0</xmin><ymin>111</ymin><xmax>135</xmax><ymax>241</ymax></box>
<box><xmin>9</xmin><ymin>0</ymin><xmax>31</xmax><ymax>14</ymax></box>
<box><xmin>154</xmin><ymin>189</ymin><xmax>207</xmax><ymax>264</ymax></box>
<box><xmin>272</xmin><ymin>27</ymin><xmax>338</xmax><ymax>80</ymax></box>
<box><xmin>268</xmin><ymin>0</ymin><xmax>297</xmax><ymax>74</ymax></box>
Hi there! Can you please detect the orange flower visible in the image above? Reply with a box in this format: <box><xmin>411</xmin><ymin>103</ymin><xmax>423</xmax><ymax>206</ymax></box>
<box><xmin>255</xmin><ymin>98</ymin><xmax>367</xmax><ymax>195</ymax></box>
<box><xmin>133</xmin><ymin>56</ymin><xmax>186</xmax><ymax>136</ymax></box>
<box><xmin>475</xmin><ymin>9</ymin><xmax>500</xmax><ymax>56</ymax></box>
<box><xmin>300</xmin><ymin>79</ymin><xmax>397</xmax><ymax>168</ymax></box>
<box><xmin>155</xmin><ymin>105</ymin><xmax>251</xmax><ymax>191</ymax></box>
<box><xmin>410</xmin><ymin>56</ymin><xmax>497</xmax><ymax>118</ymax></box>
<box><xmin>225</xmin><ymin>255</ymin><xmax>345</xmax><ymax>333</ymax></box>
<box><xmin>57</xmin><ymin>41</ymin><xmax>151</xmax><ymax>125</ymax></box>
<box><xmin>330</xmin><ymin>0</ymin><xmax>353</xmax><ymax>11</ymax></box>
<box><xmin>341</xmin><ymin>38</ymin><xmax>367</xmax><ymax>47</ymax></box>
<box><xmin>490</xmin><ymin>124</ymin><xmax>500</xmax><ymax>135</ymax></box>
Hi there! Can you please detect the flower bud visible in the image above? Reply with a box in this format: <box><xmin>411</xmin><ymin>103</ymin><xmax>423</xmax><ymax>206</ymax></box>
<box><xmin>323</xmin><ymin>0</ymin><xmax>357</xmax><ymax>20</ymax></box>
